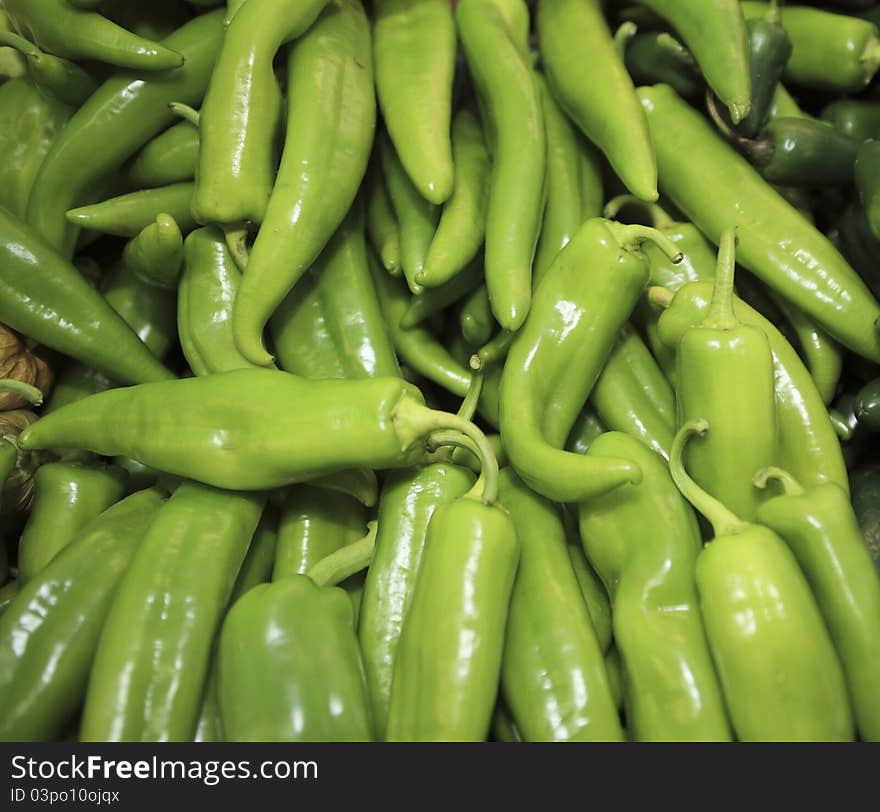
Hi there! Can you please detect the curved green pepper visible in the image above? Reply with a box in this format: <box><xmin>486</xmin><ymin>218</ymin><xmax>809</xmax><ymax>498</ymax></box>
<box><xmin>567</xmin><ymin>542</ymin><xmax>613</xmax><ymax>654</ymax></box>
<box><xmin>823</xmin><ymin>99</ymin><xmax>880</xmax><ymax>142</ymax></box>
<box><xmin>365</xmin><ymin>159</ymin><xmax>402</xmax><ymax>275</ymax></box>
<box><xmin>622</xmin><ymin>30</ymin><xmax>702</xmax><ymax>101</ymax></box>
<box><xmin>0</xmin><ymin>489</ymin><xmax>164</xmax><ymax>742</ymax></box>
<box><xmin>579</xmin><ymin>432</ymin><xmax>732</xmax><ymax>742</ymax></box>
<box><xmin>129</xmin><ymin>119</ymin><xmax>199</xmax><ymax>189</ymax></box>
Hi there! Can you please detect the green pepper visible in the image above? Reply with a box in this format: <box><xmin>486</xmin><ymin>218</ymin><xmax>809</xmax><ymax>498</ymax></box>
<box><xmin>754</xmin><ymin>467</ymin><xmax>880</xmax><ymax>742</ymax></box>
<box><xmin>385</xmin><ymin>490</ymin><xmax>519</xmax><ymax>742</ymax></box>
<box><xmin>401</xmin><ymin>260</ymin><xmax>484</xmax><ymax>330</ymax></box>
<box><xmin>26</xmin><ymin>9</ymin><xmax>224</xmax><ymax>257</ymax></box>
<box><xmin>232</xmin><ymin>0</ymin><xmax>375</xmax><ymax>367</ymax></box>
<box><xmin>856</xmin><ymin>139</ymin><xmax>880</xmax><ymax>241</ymax></box>
<box><xmin>4</xmin><ymin>0</ymin><xmax>183</xmax><ymax>71</ymax></box>
<box><xmin>567</xmin><ymin>542</ymin><xmax>613</xmax><ymax>654</ymax></box>
<box><xmin>373</xmin><ymin>0</ymin><xmax>455</xmax><ymax>206</ymax></box>
<box><xmin>0</xmin><ymin>488</ymin><xmax>164</xmax><ymax>742</ymax></box>
<box><xmin>499</xmin><ymin>468</ymin><xmax>622</xmax><ymax>742</ymax></box>
<box><xmin>218</xmin><ymin>572</ymin><xmax>373</xmax><ymax>742</ymax></box>
<box><xmin>458</xmin><ymin>0</ymin><xmax>545</xmax><ymax>330</ymax></box>
<box><xmin>129</xmin><ymin>119</ymin><xmax>199</xmax><ymax>188</ymax></box>
<box><xmin>822</xmin><ymin>99</ymin><xmax>880</xmax><ymax>142</ymax></box>
<box><xmin>850</xmin><ymin>464</ymin><xmax>880</xmax><ymax>569</ymax></box>
<box><xmin>500</xmin><ymin>218</ymin><xmax>682</xmax><ymax>503</ymax></box>
<box><xmin>639</xmin><ymin>83</ymin><xmax>880</xmax><ymax>364</ymax></box>
<box><xmin>669</xmin><ymin>420</ymin><xmax>854</xmax><ymax>741</ymax></box>
<box><xmin>621</xmin><ymin>30</ymin><xmax>702</xmax><ymax>101</ymax></box>
<box><xmin>672</xmin><ymin>228</ymin><xmax>776</xmax><ymax>520</ymax></box>
<box><xmin>17</xmin><ymin>462</ymin><xmax>127</xmax><ymax>585</ymax></box>
<box><xmin>365</xmin><ymin>159</ymin><xmax>402</xmax><ymax>275</ymax></box>
<box><xmin>0</xmin><ymin>78</ymin><xmax>70</xmax><ymax>220</ymax></box>
<box><xmin>80</xmin><ymin>483</ymin><xmax>265</xmax><ymax>742</ymax></box>
<box><xmin>358</xmin><ymin>462</ymin><xmax>475</xmax><ymax>737</ymax></box>
<box><xmin>579</xmin><ymin>432</ymin><xmax>732</xmax><ymax>742</ymax></box>
<box><xmin>459</xmin><ymin>285</ymin><xmax>495</xmax><ymax>349</ymax></box>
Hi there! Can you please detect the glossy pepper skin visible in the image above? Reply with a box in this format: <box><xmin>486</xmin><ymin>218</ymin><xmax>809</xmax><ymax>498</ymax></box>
<box><xmin>129</xmin><ymin>120</ymin><xmax>199</xmax><ymax>189</ymax></box>
<box><xmin>639</xmin><ymin>84</ymin><xmax>880</xmax><ymax>364</ymax></box>
<box><xmin>822</xmin><ymin>100</ymin><xmax>880</xmax><ymax>142</ymax></box>
<box><xmin>386</xmin><ymin>497</ymin><xmax>519</xmax><ymax>742</ymax></box>
<box><xmin>419</xmin><ymin>108</ymin><xmax>491</xmax><ymax>288</ymax></box>
<box><xmin>0</xmin><ymin>79</ymin><xmax>70</xmax><ymax>220</ymax></box>
<box><xmin>18</xmin><ymin>370</ymin><xmax>497</xmax><ymax>492</ymax></box>
<box><xmin>218</xmin><ymin>575</ymin><xmax>373</xmax><ymax>742</ymax></box>
<box><xmin>4</xmin><ymin>0</ymin><xmax>183</xmax><ymax>71</ymax></box>
<box><xmin>192</xmin><ymin>0</ymin><xmax>330</xmax><ymax>231</ymax></box>
<box><xmin>670</xmin><ymin>421</ymin><xmax>854</xmax><ymax>742</ymax></box>
<box><xmin>0</xmin><ymin>489</ymin><xmax>164</xmax><ymax>742</ymax></box>
<box><xmin>742</xmin><ymin>2</ymin><xmax>880</xmax><ymax>92</ymax></box>
<box><xmin>500</xmin><ymin>218</ymin><xmax>682</xmax><ymax>503</ymax></box>
<box><xmin>17</xmin><ymin>463</ymin><xmax>127</xmax><ymax>585</ymax></box>
<box><xmin>567</xmin><ymin>542</ymin><xmax>613</xmax><ymax>654</ymax></box>
<box><xmin>533</xmin><ymin>73</ymin><xmax>603</xmax><ymax>287</ymax></box>
<box><xmin>457</xmin><ymin>0</ymin><xmax>545</xmax><ymax>331</ymax></box>
<box><xmin>178</xmin><ymin>227</ymin><xmax>265</xmax><ymax>377</ymax></box>
<box><xmin>0</xmin><ymin>208</ymin><xmax>174</xmax><ymax>387</ymax></box>
<box><xmin>499</xmin><ymin>469</ymin><xmax>622</xmax><ymax>742</ymax></box>
<box><xmin>654</xmin><ymin>280</ymin><xmax>849</xmax><ymax>495</ymax></box>
<box><xmin>578</xmin><ymin>433</ymin><xmax>731</xmax><ymax>742</ymax></box>
<box><xmin>373</xmin><ymin>0</ymin><xmax>455</xmax><ymax>206</ymax></box>
<box><xmin>638</xmin><ymin>0</ymin><xmax>751</xmax><ymax>123</ymax></box>
<box><xmin>365</xmin><ymin>159</ymin><xmax>401</xmax><ymax>275</ymax></box>
<box><xmin>359</xmin><ymin>462</ymin><xmax>475</xmax><ymax>737</ymax></box>
<box><xmin>538</xmin><ymin>0</ymin><xmax>655</xmax><ymax>202</ymax></box>
<box><xmin>673</xmin><ymin>229</ymin><xmax>777</xmax><ymax>521</ymax></box>
<box><xmin>233</xmin><ymin>0</ymin><xmax>375</xmax><ymax>367</ymax></box>
<box><xmin>80</xmin><ymin>484</ymin><xmax>265</xmax><ymax>742</ymax></box>
<box><xmin>270</xmin><ymin>203</ymin><xmax>399</xmax><ymax>381</ymax></box>
<box><xmin>753</xmin><ymin>468</ymin><xmax>880</xmax><ymax>742</ymax></box>
<box><xmin>26</xmin><ymin>10</ymin><xmax>224</xmax><ymax>257</ymax></box>
<box><xmin>622</xmin><ymin>30</ymin><xmax>702</xmax><ymax>101</ymax></box>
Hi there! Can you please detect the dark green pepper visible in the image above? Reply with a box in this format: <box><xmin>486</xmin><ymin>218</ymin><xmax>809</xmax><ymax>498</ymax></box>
<box><xmin>822</xmin><ymin>99</ymin><xmax>880</xmax><ymax>142</ymax></box>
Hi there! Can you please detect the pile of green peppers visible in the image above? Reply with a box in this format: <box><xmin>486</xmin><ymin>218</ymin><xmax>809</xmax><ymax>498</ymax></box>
<box><xmin>1</xmin><ymin>0</ymin><xmax>880</xmax><ymax>743</ymax></box>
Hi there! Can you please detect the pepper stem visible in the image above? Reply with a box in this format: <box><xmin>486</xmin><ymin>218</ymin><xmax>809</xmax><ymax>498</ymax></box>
<box><xmin>669</xmin><ymin>420</ymin><xmax>749</xmax><ymax>537</ymax></box>
<box><xmin>702</xmin><ymin>227</ymin><xmax>738</xmax><ymax>330</ymax></box>
<box><xmin>603</xmin><ymin>195</ymin><xmax>676</xmax><ymax>230</ymax></box>
<box><xmin>829</xmin><ymin>409</ymin><xmax>853</xmax><ymax>441</ymax></box>
<box><xmin>768</xmin><ymin>0</ymin><xmax>782</xmax><ymax>24</ymax></box>
<box><xmin>470</xmin><ymin>330</ymin><xmax>514</xmax><ymax>372</ymax></box>
<box><xmin>168</xmin><ymin>102</ymin><xmax>200</xmax><ymax>127</ymax></box>
<box><xmin>613</xmin><ymin>21</ymin><xmax>637</xmax><ymax>59</ymax></box>
<box><xmin>0</xmin><ymin>31</ymin><xmax>41</xmax><ymax>60</ymax></box>
<box><xmin>605</xmin><ymin>222</ymin><xmax>684</xmax><ymax>265</ymax></box>
<box><xmin>392</xmin><ymin>398</ymin><xmax>499</xmax><ymax>503</ymax></box>
<box><xmin>752</xmin><ymin>466</ymin><xmax>805</xmax><ymax>496</ymax></box>
<box><xmin>456</xmin><ymin>370</ymin><xmax>484</xmax><ymax>423</ymax></box>
<box><xmin>306</xmin><ymin>521</ymin><xmax>377</xmax><ymax>588</ymax></box>
<box><xmin>0</xmin><ymin>380</ymin><xmax>43</xmax><ymax>406</ymax></box>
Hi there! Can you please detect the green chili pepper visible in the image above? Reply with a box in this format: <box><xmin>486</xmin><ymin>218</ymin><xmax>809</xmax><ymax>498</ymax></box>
<box><xmin>754</xmin><ymin>467</ymin><xmax>880</xmax><ymax>742</ymax></box>
<box><xmin>401</xmin><ymin>260</ymin><xmax>483</xmax><ymax>329</ymax></box>
<box><xmin>856</xmin><ymin>376</ymin><xmax>880</xmax><ymax>430</ymax></box>
<box><xmin>537</xmin><ymin>0</ymin><xmax>655</xmax><ymax>201</ymax></box>
<box><xmin>4</xmin><ymin>0</ymin><xmax>183</xmax><ymax>71</ymax></box>
<box><xmin>129</xmin><ymin>119</ymin><xmax>199</xmax><ymax>189</ymax></box>
<box><xmin>178</xmin><ymin>227</ymin><xmax>266</xmax><ymax>377</ymax></box>
<box><xmin>0</xmin><ymin>78</ymin><xmax>71</xmax><ymax>220</ymax></box>
<box><xmin>19</xmin><ymin>369</ymin><xmax>498</xmax><ymax>493</ymax></box>
<box><xmin>373</xmin><ymin>0</ymin><xmax>455</xmax><ymax>206</ymax></box>
<box><xmin>0</xmin><ymin>31</ymin><xmax>96</xmax><ymax>106</ymax></box>
<box><xmin>365</xmin><ymin>159</ymin><xmax>402</xmax><ymax>275</ymax></box>
<box><xmin>579</xmin><ymin>432</ymin><xmax>732</xmax><ymax>742</ymax></box>
<box><xmin>0</xmin><ymin>208</ymin><xmax>173</xmax><ymax>387</ymax></box>
<box><xmin>17</xmin><ymin>463</ymin><xmax>127</xmax><ymax>585</ymax></box>
<box><xmin>418</xmin><ymin>108</ymin><xmax>491</xmax><ymax>288</ymax></box>
<box><xmin>122</xmin><ymin>213</ymin><xmax>184</xmax><ymax>290</ymax></box>
<box><xmin>359</xmin><ymin>462</ymin><xmax>475</xmax><ymax>737</ymax></box>
<box><xmin>459</xmin><ymin>285</ymin><xmax>495</xmax><ymax>349</ymax></box>
<box><xmin>218</xmin><ymin>571</ymin><xmax>374</xmax><ymax>742</ymax></box>
<box><xmin>637</xmin><ymin>0</ymin><xmax>751</xmax><ymax>121</ymax></box>
<box><xmin>80</xmin><ymin>484</ymin><xmax>264</xmax><ymax>742</ymax></box>
<box><xmin>856</xmin><ymin>139</ymin><xmax>880</xmax><ymax>241</ymax></box>
<box><xmin>567</xmin><ymin>542</ymin><xmax>613</xmax><ymax>654</ymax></box>
<box><xmin>192</xmin><ymin>0</ymin><xmax>330</xmax><ymax>234</ymax></box>
<box><xmin>458</xmin><ymin>0</ymin><xmax>545</xmax><ymax>331</ymax></box>
<box><xmin>491</xmin><ymin>702</ymin><xmax>522</xmax><ymax>743</ymax></box>
<box><xmin>0</xmin><ymin>488</ymin><xmax>165</xmax><ymax>742</ymax></box>
<box><xmin>834</xmin><ymin>201</ymin><xmax>880</xmax><ymax>302</ymax></box>
<box><xmin>67</xmin><ymin>183</ymin><xmax>197</xmax><ymax>238</ymax></box>
<box><xmin>499</xmin><ymin>468</ymin><xmax>622</xmax><ymax>742</ymax></box>
<box><xmin>742</xmin><ymin>1</ymin><xmax>880</xmax><ymax>91</ymax></box>
<box><xmin>850</xmin><ymin>465</ymin><xmax>880</xmax><ymax>570</ymax></box>
<box><xmin>385</xmin><ymin>491</ymin><xmax>519</xmax><ymax>742</ymax></box>
<box><xmin>500</xmin><ymin>218</ymin><xmax>682</xmax><ymax>503</ymax></box>
<box><xmin>533</xmin><ymin>73</ymin><xmax>603</xmax><ymax>287</ymax></box>
<box><xmin>230</xmin><ymin>507</ymin><xmax>279</xmax><ymax>603</ymax></box>
<box><xmin>670</xmin><ymin>420</ymin><xmax>854</xmax><ymax>741</ymax></box>
<box><xmin>26</xmin><ymin>10</ymin><xmax>224</xmax><ymax>257</ymax></box>
<box><xmin>672</xmin><ymin>229</ymin><xmax>777</xmax><ymax>520</ymax></box>
<box><xmin>822</xmin><ymin>99</ymin><xmax>880</xmax><ymax>142</ymax></box>
<box><xmin>591</xmin><ymin>325</ymin><xmax>676</xmax><ymax>460</ymax></box>
<box><xmin>639</xmin><ymin>84</ymin><xmax>880</xmax><ymax>363</ymax></box>
<box><xmin>232</xmin><ymin>0</ymin><xmax>375</xmax><ymax>367</ymax></box>
<box><xmin>622</xmin><ymin>30</ymin><xmax>702</xmax><ymax>101</ymax></box>
<box><xmin>270</xmin><ymin>204</ymin><xmax>400</xmax><ymax>381</ymax></box>
<box><xmin>768</xmin><ymin>82</ymin><xmax>807</xmax><ymax>120</ymax></box>
<box><xmin>652</xmin><ymin>281</ymin><xmax>849</xmax><ymax>494</ymax></box>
